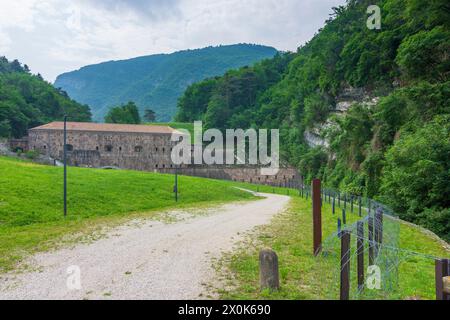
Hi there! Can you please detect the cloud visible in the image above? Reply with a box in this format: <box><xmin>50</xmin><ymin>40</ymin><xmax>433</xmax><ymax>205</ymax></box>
<box><xmin>0</xmin><ymin>0</ymin><xmax>345</xmax><ymax>82</ymax></box>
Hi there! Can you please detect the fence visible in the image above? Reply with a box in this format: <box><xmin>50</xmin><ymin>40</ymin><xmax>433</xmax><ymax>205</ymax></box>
<box><xmin>299</xmin><ymin>178</ymin><xmax>449</xmax><ymax>300</ymax></box>
<box><xmin>170</xmin><ymin>169</ymin><xmax>448</xmax><ymax>299</ymax></box>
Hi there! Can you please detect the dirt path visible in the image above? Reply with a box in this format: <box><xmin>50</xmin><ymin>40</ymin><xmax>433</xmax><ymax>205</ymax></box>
<box><xmin>0</xmin><ymin>193</ymin><xmax>289</xmax><ymax>300</ymax></box>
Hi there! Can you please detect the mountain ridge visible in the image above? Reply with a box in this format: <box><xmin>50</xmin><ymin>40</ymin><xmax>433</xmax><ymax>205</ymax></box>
<box><xmin>54</xmin><ymin>44</ymin><xmax>278</xmax><ymax>122</ymax></box>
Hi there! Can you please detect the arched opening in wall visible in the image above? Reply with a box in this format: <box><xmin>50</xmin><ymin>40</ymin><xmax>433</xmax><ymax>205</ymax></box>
<box><xmin>43</xmin><ymin>145</ymin><xmax>47</xmax><ymax>150</ymax></box>
<box><xmin>119</xmin><ymin>147</ymin><xmax>122</xmax><ymax>152</ymax></box>
<box><xmin>105</xmin><ymin>145</ymin><xmax>113</xmax><ymax>152</ymax></box>
<box><xmin>135</xmin><ymin>146</ymin><xmax>143</xmax><ymax>153</ymax></box>
<box><xmin>162</xmin><ymin>148</ymin><xmax>165</xmax><ymax>153</ymax></box>
<box><xmin>155</xmin><ymin>164</ymin><xmax>159</xmax><ymax>168</ymax></box>
<box><xmin>96</xmin><ymin>146</ymin><xmax>99</xmax><ymax>151</ymax></box>
<box><xmin>66</xmin><ymin>144</ymin><xmax>74</xmax><ymax>152</ymax></box>
<box><xmin>162</xmin><ymin>164</ymin><xmax>166</xmax><ymax>168</ymax></box>
<box><xmin>155</xmin><ymin>147</ymin><xmax>158</xmax><ymax>152</ymax></box>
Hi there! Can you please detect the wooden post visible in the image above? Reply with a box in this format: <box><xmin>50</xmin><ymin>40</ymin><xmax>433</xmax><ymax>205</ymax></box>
<box><xmin>340</xmin><ymin>230</ymin><xmax>351</xmax><ymax>300</ymax></box>
<box><xmin>357</xmin><ymin>221</ymin><xmax>365</xmax><ymax>291</ymax></box>
<box><xmin>342</xmin><ymin>209</ymin><xmax>347</xmax><ymax>225</ymax></box>
<box><xmin>312</xmin><ymin>179</ymin><xmax>322</xmax><ymax>256</ymax></box>
<box><xmin>358</xmin><ymin>197</ymin><xmax>362</xmax><ymax>217</ymax></box>
<box><xmin>374</xmin><ymin>209</ymin><xmax>383</xmax><ymax>257</ymax></box>
<box><xmin>338</xmin><ymin>192</ymin><xmax>341</xmax><ymax>208</ymax></box>
<box><xmin>435</xmin><ymin>259</ymin><xmax>450</xmax><ymax>300</ymax></box>
<box><xmin>260</xmin><ymin>249</ymin><xmax>280</xmax><ymax>291</ymax></box>
<box><xmin>351</xmin><ymin>196</ymin><xmax>354</xmax><ymax>213</ymax></box>
<box><xmin>379</xmin><ymin>209</ymin><xmax>384</xmax><ymax>246</ymax></box>
<box><xmin>368</xmin><ymin>215</ymin><xmax>375</xmax><ymax>266</ymax></box>
<box><xmin>332</xmin><ymin>196</ymin><xmax>336</xmax><ymax>215</ymax></box>
<box><xmin>374</xmin><ymin>210</ymin><xmax>379</xmax><ymax>257</ymax></box>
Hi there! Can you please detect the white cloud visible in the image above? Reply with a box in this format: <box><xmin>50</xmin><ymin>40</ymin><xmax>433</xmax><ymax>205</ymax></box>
<box><xmin>0</xmin><ymin>0</ymin><xmax>345</xmax><ymax>82</ymax></box>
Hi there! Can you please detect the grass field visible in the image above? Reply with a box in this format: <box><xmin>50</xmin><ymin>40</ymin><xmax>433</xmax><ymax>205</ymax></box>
<box><xmin>0</xmin><ymin>156</ymin><xmax>253</xmax><ymax>271</ymax></box>
<box><xmin>214</xmin><ymin>187</ymin><xmax>450</xmax><ymax>300</ymax></box>
<box><xmin>0</xmin><ymin>156</ymin><xmax>448</xmax><ymax>300</ymax></box>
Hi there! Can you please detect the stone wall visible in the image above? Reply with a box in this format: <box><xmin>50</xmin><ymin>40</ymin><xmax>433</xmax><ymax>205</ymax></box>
<box><xmin>28</xmin><ymin>129</ymin><xmax>177</xmax><ymax>170</ymax></box>
<box><xmin>27</xmin><ymin>128</ymin><xmax>301</xmax><ymax>187</ymax></box>
<box><xmin>156</xmin><ymin>165</ymin><xmax>301</xmax><ymax>187</ymax></box>
<box><xmin>9</xmin><ymin>138</ymin><xmax>29</xmax><ymax>152</ymax></box>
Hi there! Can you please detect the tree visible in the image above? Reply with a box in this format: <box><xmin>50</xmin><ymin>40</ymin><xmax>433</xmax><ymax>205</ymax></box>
<box><xmin>396</xmin><ymin>27</ymin><xmax>450</xmax><ymax>82</ymax></box>
<box><xmin>380</xmin><ymin>115</ymin><xmax>450</xmax><ymax>241</ymax></box>
<box><xmin>105</xmin><ymin>101</ymin><xmax>141</xmax><ymax>124</ymax></box>
<box><xmin>0</xmin><ymin>56</ymin><xmax>92</xmax><ymax>138</ymax></box>
<box><xmin>143</xmin><ymin>108</ymin><xmax>156</xmax><ymax>122</ymax></box>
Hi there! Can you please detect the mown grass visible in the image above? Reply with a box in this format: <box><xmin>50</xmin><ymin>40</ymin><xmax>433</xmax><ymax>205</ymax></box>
<box><xmin>216</xmin><ymin>191</ymin><xmax>450</xmax><ymax>300</ymax></box>
<box><xmin>0</xmin><ymin>156</ymin><xmax>253</xmax><ymax>271</ymax></box>
<box><xmin>1</xmin><ymin>156</ymin><xmax>447</xmax><ymax>300</ymax></box>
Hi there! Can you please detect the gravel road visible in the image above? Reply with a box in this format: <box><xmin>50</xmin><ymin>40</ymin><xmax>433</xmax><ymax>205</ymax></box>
<box><xmin>0</xmin><ymin>193</ymin><xmax>289</xmax><ymax>300</ymax></box>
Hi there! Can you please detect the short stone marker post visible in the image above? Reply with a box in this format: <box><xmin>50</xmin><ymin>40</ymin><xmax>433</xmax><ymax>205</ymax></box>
<box><xmin>435</xmin><ymin>259</ymin><xmax>450</xmax><ymax>300</ymax></box>
<box><xmin>259</xmin><ymin>249</ymin><xmax>280</xmax><ymax>291</ymax></box>
<box><xmin>444</xmin><ymin>277</ymin><xmax>450</xmax><ymax>296</ymax></box>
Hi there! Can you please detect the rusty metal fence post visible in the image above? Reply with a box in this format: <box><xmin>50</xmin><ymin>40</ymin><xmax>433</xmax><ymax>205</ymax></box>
<box><xmin>357</xmin><ymin>221</ymin><xmax>365</xmax><ymax>291</ymax></box>
<box><xmin>368</xmin><ymin>215</ymin><xmax>375</xmax><ymax>266</ymax></box>
<box><xmin>312</xmin><ymin>179</ymin><xmax>322</xmax><ymax>256</ymax></box>
<box><xmin>340</xmin><ymin>230</ymin><xmax>351</xmax><ymax>300</ymax></box>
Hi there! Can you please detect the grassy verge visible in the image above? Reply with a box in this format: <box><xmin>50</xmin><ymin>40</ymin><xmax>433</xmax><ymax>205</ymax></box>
<box><xmin>215</xmin><ymin>194</ymin><xmax>450</xmax><ymax>300</ymax></box>
<box><xmin>0</xmin><ymin>156</ymin><xmax>254</xmax><ymax>272</ymax></box>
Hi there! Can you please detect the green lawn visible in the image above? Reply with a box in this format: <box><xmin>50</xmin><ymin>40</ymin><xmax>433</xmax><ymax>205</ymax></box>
<box><xmin>215</xmin><ymin>189</ymin><xmax>450</xmax><ymax>300</ymax></box>
<box><xmin>0</xmin><ymin>156</ymin><xmax>253</xmax><ymax>271</ymax></box>
<box><xmin>0</xmin><ymin>156</ymin><xmax>447</xmax><ymax>300</ymax></box>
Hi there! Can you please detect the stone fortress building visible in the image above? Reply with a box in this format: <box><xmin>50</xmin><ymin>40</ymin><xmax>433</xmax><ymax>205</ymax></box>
<box><xmin>28</xmin><ymin>122</ymin><xmax>182</xmax><ymax>171</ymax></box>
<box><xmin>26</xmin><ymin>121</ymin><xmax>300</xmax><ymax>186</ymax></box>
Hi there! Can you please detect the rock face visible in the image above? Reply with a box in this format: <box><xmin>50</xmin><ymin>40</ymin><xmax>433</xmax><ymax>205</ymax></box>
<box><xmin>304</xmin><ymin>87</ymin><xmax>379</xmax><ymax>149</ymax></box>
<box><xmin>304</xmin><ymin>129</ymin><xmax>329</xmax><ymax>148</ymax></box>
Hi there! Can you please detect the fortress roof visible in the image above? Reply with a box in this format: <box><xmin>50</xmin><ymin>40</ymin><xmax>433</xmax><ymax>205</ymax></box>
<box><xmin>30</xmin><ymin>122</ymin><xmax>186</xmax><ymax>135</ymax></box>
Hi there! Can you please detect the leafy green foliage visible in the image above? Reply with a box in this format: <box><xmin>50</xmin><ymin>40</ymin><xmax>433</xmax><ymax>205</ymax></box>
<box><xmin>380</xmin><ymin>116</ymin><xmax>450</xmax><ymax>241</ymax></box>
<box><xmin>105</xmin><ymin>101</ymin><xmax>141</xmax><ymax>124</ymax></box>
<box><xmin>174</xmin><ymin>0</ymin><xmax>450</xmax><ymax>239</ymax></box>
<box><xmin>54</xmin><ymin>44</ymin><xmax>278</xmax><ymax>122</ymax></box>
<box><xmin>396</xmin><ymin>27</ymin><xmax>450</xmax><ymax>82</ymax></box>
<box><xmin>0</xmin><ymin>57</ymin><xmax>91</xmax><ymax>138</ymax></box>
<box><xmin>143</xmin><ymin>108</ymin><xmax>156</xmax><ymax>122</ymax></box>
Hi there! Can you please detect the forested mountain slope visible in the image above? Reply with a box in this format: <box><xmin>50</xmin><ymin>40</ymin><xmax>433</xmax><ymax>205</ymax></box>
<box><xmin>54</xmin><ymin>44</ymin><xmax>278</xmax><ymax>122</ymax></box>
<box><xmin>175</xmin><ymin>0</ymin><xmax>450</xmax><ymax>241</ymax></box>
<box><xmin>0</xmin><ymin>57</ymin><xmax>91</xmax><ymax>138</ymax></box>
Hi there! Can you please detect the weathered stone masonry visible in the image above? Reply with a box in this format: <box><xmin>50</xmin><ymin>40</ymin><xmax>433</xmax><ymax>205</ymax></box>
<box><xmin>27</xmin><ymin>121</ymin><xmax>301</xmax><ymax>186</ymax></box>
<box><xmin>28</xmin><ymin>122</ymin><xmax>180</xmax><ymax>171</ymax></box>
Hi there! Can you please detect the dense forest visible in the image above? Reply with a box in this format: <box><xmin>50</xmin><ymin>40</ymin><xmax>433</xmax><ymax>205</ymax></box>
<box><xmin>175</xmin><ymin>0</ymin><xmax>450</xmax><ymax>240</ymax></box>
<box><xmin>0</xmin><ymin>57</ymin><xmax>91</xmax><ymax>138</ymax></box>
<box><xmin>54</xmin><ymin>44</ymin><xmax>278</xmax><ymax>122</ymax></box>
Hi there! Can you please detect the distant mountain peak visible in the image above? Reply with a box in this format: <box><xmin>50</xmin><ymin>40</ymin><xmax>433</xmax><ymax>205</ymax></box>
<box><xmin>54</xmin><ymin>44</ymin><xmax>278</xmax><ymax>122</ymax></box>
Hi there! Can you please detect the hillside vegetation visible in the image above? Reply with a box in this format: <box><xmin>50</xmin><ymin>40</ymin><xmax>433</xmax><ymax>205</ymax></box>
<box><xmin>54</xmin><ymin>44</ymin><xmax>278</xmax><ymax>122</ymax></box>
<box><xmin>0</xmin><ymin>57</ymin><xmax>91</xmax><ymax>138</ymax></box>
<box><xmin>175</xmin><ymin>0</ymin><xmax>450</xmax><ymax>241</ymax></box>
<box><xmin>0</xmin><ymin>156</ymin><xmax>254</xmax><ymax>271</ymax></box>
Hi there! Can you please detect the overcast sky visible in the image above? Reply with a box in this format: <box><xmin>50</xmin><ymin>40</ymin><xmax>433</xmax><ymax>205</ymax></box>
<box><xmin>0</xmin><ymin>0</ymin><xmax>345</xmax><ymax>82</ymax></box>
